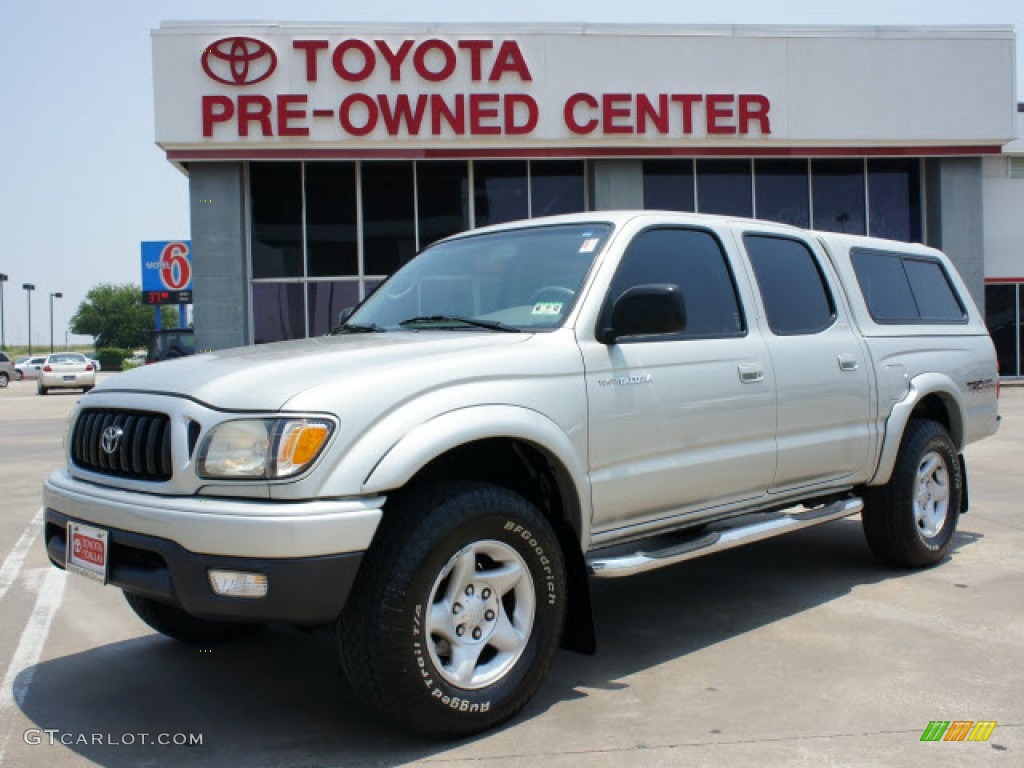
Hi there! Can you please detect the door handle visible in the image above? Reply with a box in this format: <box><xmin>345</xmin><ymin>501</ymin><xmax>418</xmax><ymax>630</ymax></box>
<box><xmin>838</xmin><ymin>354</ymin><xmax>859</xmax><ymax>372</ymax></box>
<box><xmin>738</xmin><ymin>363</ymin><xmax>764</xmax><ymax>384</ymax></box>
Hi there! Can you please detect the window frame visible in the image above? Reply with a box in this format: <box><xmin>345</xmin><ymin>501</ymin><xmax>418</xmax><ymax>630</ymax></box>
<box><xmin>850</xmin><ymin>247</ymin><xmax>968</xmax><ymax>326</ymax></box>
<box><xmin>598</xmin><ymin>225</ymin><xmax>749</xmax><ymax>344</ymax></box>
<box><xmin>742</xmin><ymin>232</ymin><xmax>839</xmax><ymax>337</ymax></box>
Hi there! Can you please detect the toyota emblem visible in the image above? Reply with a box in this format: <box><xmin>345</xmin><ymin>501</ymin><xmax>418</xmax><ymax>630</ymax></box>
<box><xmin>101</xmin><ymin>426</ymin><xmax>124</xmax><ymax>455</ymax></box>
<box><xmin>201</xmin><ymin>37</ymin><xmax>277</xmax><ymax>85</ymax></box>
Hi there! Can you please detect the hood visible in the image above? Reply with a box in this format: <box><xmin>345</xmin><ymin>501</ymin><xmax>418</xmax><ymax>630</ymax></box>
<box><xmin>95</xmin><ymin>332</ymin><xmax>531</xmax><ymax>411</ymax></box>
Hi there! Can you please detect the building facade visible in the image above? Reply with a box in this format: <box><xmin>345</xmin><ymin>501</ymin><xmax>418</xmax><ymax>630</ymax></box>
<box><xmin>152</xmin><ymin>23</ymin><xmax>1019</xmax><ymax>362</ymax></box>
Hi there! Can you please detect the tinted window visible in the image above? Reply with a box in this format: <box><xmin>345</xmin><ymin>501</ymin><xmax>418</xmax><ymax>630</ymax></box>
<box><xmin>531</xmin><ymin>161</ymin><xmax>585</xmax><ymax>217</ymax></box>
<box><xmin>253</xmin><ymin>282</ymin><xmax>305</xmax><ymax>343</ymax></box>
<box><xmin>474</xmin><ymin>161</ymin><xmax>528</xmax><ymax>226</ymax></box>
<box><xmin>985</xmin><ymin>284</ymin><xmax>1017</xmax><ymax>376</ymax></box>
<box><xmin>744</xmin><ymin>235</ymin><xmax>835</xmax><ymax>335</ymax></box>
<box><xmin>849</xmin><ymin>250</ymin><xmax>917</xmax><ymax>322</ymax></box>
<box><xmin>697</xmin><ymin>160</ymin><xmax>752</xmax><ymax>217</ymax></box>
<box><xmin>417</xmin><ymin>161</ymin><xmax>469</xmax><ymax>248</ymax></box>
<box><xmin>643</xmin><ymin>160</ymin><xmax>695</xmax><ymax>211</ymax></box>
<box><xmin>904</xmin><ymin>260</ymin><xmax>965</xmax><ymax>321</ymax></box>
<box><xmin>851</xmin><ymin>249</ymin><xmax>966</xmax><ymax>324</ymax></box>
<box><xmin>251</xmin><ymin>163</ymin><xmax>303</xmax><ymax>278</ymax></box>
<box><xmin>754</xmin><ymin>159</ymin><xmax>809</xmax><ymax>228</ymax></box>
<box><xmin>306</xmin><ymin>162</ymin><xmax>358</xmax><ymax>277</ymax></box>
<box><xmin>363</xmin><ymin>162</ymin><xmax>416</xmax><ymax>276</ymax></box>
<box><xmin>812</xmin><ymin>159</ymin><xmax>866</xmax><ymax>235</ymax></box>
<box><xmin>868</xmin><ymin>159</ymin><xmax>921</xmax><ymax>242</ymax></box>
<box><xmin>608</xmin><ymin>228</ymin><xmax>745</xmax><ymax>339</ymax></box>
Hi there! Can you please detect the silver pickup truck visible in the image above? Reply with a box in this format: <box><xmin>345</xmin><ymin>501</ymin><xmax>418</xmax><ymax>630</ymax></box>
<box><xmin>43</xmin><ymin>211</ymin><xmax>999</xmax><ymax>736</ymax></box>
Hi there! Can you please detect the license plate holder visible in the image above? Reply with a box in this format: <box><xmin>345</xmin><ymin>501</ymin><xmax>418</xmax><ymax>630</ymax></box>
<box><xmin>63</xmin><ymin>375</ymin><xmax>75</xmax><ymax>381</ymax></box>
<box><xmin>66</xmin><ymin>522</ymin><xmax>109</xmax><ymax>583</ymax></box>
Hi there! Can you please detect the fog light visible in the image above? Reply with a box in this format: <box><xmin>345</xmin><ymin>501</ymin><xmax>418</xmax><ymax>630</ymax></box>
<box><xmin>208</xmin><ymin>569</ymin><xmax>268</xmax><ymax>598</ymax></box>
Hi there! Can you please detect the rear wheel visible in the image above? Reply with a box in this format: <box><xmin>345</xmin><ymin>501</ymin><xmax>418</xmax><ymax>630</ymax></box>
<box><xmin>124</xmin><ymin>592</ymin><xmax>263</xmax><ymax>644</ymax></box>
<box><xmin>14</xmin><ymin>370</ymin><xmax>22</xmax><ymax>381</ymax></box>
<box><xmin>862</xmin><ymin>419</ymin><xmax>962</xmax><ymax>567</ymax></box>
<box><xmin>338</xmin><ymin>482</ymin><xmax>567</xmax><ymax>736</ymax></box>
<box><xmin>37</xmin><ymin>383</ymin><xmax>47</xmax><ymax>396</ymax></box>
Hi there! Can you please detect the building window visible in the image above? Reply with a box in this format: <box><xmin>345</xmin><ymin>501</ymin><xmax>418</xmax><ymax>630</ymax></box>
<box><xmin>250</xmin><ymin>163</ymin><xmax>303</xmax><ymax>279</ymax></box>
<box><xmin>697</xmin><ymin>159</ymin><xmax>752</xmax><ymax>217</ymax></box>
<box><xmin>474</xmin><ymin>160</ymin><xmax>528</xmax><ymax>226</ymax></box>
<box><xmin>530</xmin><ymin>160</ymin><xmax>586</xmax><ymax>217</ymax></box>
<box><xmin>417</xmin><ymin>161</ymin><xmax>470</xmax><ymax>248</ymax></box>
<box><xmin>985</xmin><ymin>283</ymin><xmax>1020</xmax><ymax>377</ymax></box>
<box><xmin>812</xmin><ymin>159</ymin><xmax>866</xmax><ymax>235</ymax></box>
<box><xmin>362</xmin><ymin>162</ymin><xmax>416</xmax><ymax>276</ymax></box>
<box><xmin>252</xmin><ymin>282</ymin><xmax>305</xmax><ymax>344</ymax></box>
<box><xmin>868</xmin><ymin>159</ymin><xmax>921</xmax><ymax>242</ymax></box>
<box><xmin>642</xmin><ymin>160</ymin><xmax>695</xmax><ymax>211</ymax></box>
<box><xmin>306</xmin><ymin>162</ymin><xmax>358</xmax><ymax>277</ymax></box>
<box><xmin>307</xmin><ymin>281</ymin><xmax>360</xmax><ymax>337</ymax></box>
<box><xmin>754</xmin><ymin>159</ymin><xmax>809</xmax><ymax>228</ymax></box>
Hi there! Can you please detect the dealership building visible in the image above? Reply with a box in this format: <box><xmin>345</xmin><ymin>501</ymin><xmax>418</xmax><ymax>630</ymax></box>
<box><xmin>152</xmin><ymin>23</ymin><xmax>1024</xmax><ymax>376</ymax></box>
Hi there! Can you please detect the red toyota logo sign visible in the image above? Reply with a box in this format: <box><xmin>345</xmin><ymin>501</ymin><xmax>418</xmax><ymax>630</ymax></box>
<box><xmin>202</xmin><ymin>37</ymin><xmax>277</xmax><ymax>85</ymax></box>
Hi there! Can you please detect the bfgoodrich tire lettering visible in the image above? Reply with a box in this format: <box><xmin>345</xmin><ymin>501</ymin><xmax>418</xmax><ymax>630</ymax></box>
<box><xmin>862</xmin><ymin>419</ymin><xmax>962</xmax><ymax>567</ymax></box>
<box><xmin>338</xmin><ymin>482</ymin><xmax>567</xmax><ymax>737</ymax></box>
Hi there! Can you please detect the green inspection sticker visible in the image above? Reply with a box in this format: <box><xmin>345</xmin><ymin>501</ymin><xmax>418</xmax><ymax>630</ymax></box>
<box><xmin>532</xmin><ymin>302</ymin><xmax>563</xmax><ymax>315</ymax></box>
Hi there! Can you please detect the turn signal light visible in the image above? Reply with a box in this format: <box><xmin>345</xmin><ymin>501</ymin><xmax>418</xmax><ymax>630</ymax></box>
<box><xmin>208</xmin><ymin>569</ymin><xmax>268</xmax><ymax>598</ymax></box>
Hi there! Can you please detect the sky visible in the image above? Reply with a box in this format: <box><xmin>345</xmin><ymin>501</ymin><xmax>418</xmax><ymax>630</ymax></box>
<box><xmin>0</xmin><ymin>0</ymin><xmax>1022</xmax><ymax>349</ymax></box>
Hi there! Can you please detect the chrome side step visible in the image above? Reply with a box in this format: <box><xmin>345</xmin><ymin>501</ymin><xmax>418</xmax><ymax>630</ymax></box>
<box><xmin>586</xmin><ymin>497</ymin><xmax>863</xmax><ymax>579</ymax></box>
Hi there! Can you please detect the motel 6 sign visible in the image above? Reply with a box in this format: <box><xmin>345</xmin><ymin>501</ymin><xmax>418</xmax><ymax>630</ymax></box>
<box><xmin>141</xmin><ymin>241</ymin><xmax>193</xmax><ymax>305</ymax></box>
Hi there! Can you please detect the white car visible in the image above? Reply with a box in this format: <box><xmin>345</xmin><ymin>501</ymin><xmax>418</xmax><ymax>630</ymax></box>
<box><xmin>37</xmin><ymin>353</ymin><xmax>96</xmax><ymax>395</ymax></box>
<box><xmin>15</xmin><ymin>356</ymin><xmax>46</xmax><ymax>380</ymax></box>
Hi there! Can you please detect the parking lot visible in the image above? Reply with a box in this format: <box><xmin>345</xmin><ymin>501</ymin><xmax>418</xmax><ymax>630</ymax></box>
<box><xmin>0</xmin><ymin>374</ymin><xmax>1020</xmax><ymax>767</ymax></box>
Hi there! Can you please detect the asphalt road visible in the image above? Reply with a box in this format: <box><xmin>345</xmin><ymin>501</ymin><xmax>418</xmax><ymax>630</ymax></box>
<box><xmin>0</xmin><ymin>374</ymin><xmax>1020</xmax><ymax>767</ymax></box>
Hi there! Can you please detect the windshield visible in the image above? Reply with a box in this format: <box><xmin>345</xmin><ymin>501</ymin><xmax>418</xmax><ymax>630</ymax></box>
<box><xmin>342</xmin><ymin>223</ymin><xmax>613</xmax><ymax>332</ymax></box>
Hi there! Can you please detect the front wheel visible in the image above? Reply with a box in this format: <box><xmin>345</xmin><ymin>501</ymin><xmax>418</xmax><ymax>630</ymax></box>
<box><xmin>338</xmin><ymin>482</ymin><xmax>567</xmax><ymax>737</ymax></box>
<box><xmin>862</xmin><ymin>419</ymin><xmax>962</xmax><ymax>567</ymax></box>
<box><xmin>0</xmin><ymin>372</ymin><xmax>7</xmax><ymax>388</ymax></box>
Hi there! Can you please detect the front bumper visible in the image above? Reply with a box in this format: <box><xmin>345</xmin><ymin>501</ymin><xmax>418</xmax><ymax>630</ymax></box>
<box><xmin>43</xmin><ymin>468</ymin><xmax>386</xmax><ymax>623</ymax></box>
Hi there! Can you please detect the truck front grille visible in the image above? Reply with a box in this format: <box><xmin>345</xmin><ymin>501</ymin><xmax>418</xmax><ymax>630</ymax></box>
<box><xmin>71</xmin><ymin>409</ymin><xmax>172</xmax><ymax>481</ymax></box>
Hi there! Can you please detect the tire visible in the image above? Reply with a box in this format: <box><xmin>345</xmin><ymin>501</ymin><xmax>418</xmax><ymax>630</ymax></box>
<box><xmin>338</xmin><ymin>482</ymin><xmax>567</xmax><ymax>737</ymax></box>
<box><xmin>37</xmin><ymin>384</ymin><xmax>47</xmax><ymax>396</ymax></box>
<box><xmin>0</xmin><ymin>372</ymin><xmax>7</xmax><ymax>388</ymax></box>
<box><xmin>862</xmin><ymin>419</ymin><xmax>962</xmax><ymax>567</ymax></box>
<box><xmin>124</xmin><ymin>592</ymin><xmax>263</xmax><ymax>644</ymax></box>
<box><xmin>14</xmin><ymin>370</ymin><xmax>22</xmax><ymax>381</ymax></box>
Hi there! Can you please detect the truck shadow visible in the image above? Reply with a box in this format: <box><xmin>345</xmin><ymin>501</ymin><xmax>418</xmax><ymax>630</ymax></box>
<box><xmin>15</xmin><ymin>519</ymin><xmax>981</xmax><ymax>766</ymax></box>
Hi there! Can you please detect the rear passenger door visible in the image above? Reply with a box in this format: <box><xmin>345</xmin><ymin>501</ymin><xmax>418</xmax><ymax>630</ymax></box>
<box><xmin>742</xmin><ymin>233</ymin><xmax>872</xmax><ymax>491</ymax></box>
<box><xmin>583</xmin><ymin>226</ymin><xmax>776</xmax><ymax>532</ymax></box>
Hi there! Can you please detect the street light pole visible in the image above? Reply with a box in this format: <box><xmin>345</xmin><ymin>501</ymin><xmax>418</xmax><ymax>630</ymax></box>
<box><xmin>22</xmin><ymin>284</ymin><xmax>35</xmax><ymax>354</ymax></box>
<box><xmin>49</xmin><ymin>292</ymin><xmax>63</xmax><ymax>353</ymax></box>
<box><xmin>0</xmin><ymin>273</ymin><xmax>8</xmax><ymax>350</ymax></box>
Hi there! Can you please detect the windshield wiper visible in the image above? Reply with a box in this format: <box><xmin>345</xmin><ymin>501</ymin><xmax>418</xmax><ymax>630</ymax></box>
<box><xmin>398</xmin><ymin>315</ymin><xmax>521</xmax><ymax>333</ymax></box>
<box><xmin>332</xmin><ymin>322</ymin><xmax>387</xmax><ymax>334</ymax></box>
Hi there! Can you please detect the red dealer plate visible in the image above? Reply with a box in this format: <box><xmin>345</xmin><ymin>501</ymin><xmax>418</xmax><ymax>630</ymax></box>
<box><xmin>67</xmin><ymin>522</ymin><xmax>109</xmax><ymax>583</ymax></box>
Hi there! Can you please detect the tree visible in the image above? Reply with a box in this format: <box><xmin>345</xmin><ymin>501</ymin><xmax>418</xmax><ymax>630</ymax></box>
<box><xmin>70</xmin><ymin>283</ymin><xmax>178</xmax><ymax>349</ymax></box>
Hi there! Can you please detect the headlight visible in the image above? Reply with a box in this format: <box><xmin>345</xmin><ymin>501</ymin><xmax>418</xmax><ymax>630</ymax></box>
<box><xmin>197</xmin><ymin>418</ymin><xmax>333</xmax><ymax>479</ymax></box>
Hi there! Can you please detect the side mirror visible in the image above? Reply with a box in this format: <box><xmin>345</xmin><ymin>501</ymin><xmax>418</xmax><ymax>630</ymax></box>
<box><xmin>599</xmin><ymin>284</ymin><xmax>686</xmax><ymax>344</ymax></box>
